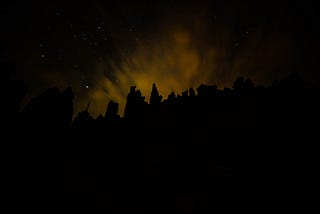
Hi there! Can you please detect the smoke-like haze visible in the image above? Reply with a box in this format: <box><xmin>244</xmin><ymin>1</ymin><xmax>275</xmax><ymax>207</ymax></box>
<box><xmin>13</xmin><ymin>1</ymin><xmax>301</xmax><ymax>117</ymax></box>
<box><xmin>88</xmin><ymin>6</ymin><xmax>297</xmax><ymax>116</ymax></box>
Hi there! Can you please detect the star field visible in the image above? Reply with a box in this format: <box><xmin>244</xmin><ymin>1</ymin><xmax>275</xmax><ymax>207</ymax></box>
<box><xmin>1</xmin><ymin>0</ymin><xmax>319</xmax><ymax>116</ymax></box>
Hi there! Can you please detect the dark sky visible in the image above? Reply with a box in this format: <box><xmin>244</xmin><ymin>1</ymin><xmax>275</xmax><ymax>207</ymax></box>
<box><xmin>2</xmin><ymin>0</ymin><xmax>319</xmax><ymax>116</ymax></box>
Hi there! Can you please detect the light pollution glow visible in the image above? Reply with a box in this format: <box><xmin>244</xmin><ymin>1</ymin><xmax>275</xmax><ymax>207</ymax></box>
<box><xmin>19</xmin><ymin>7</ymin><xmax>297</xmax><ymax>118</ymax></box>
<box><xmin>87</xmin><ymin>20</ymin><xmax>296</xmax><ymax>117</ymax></box>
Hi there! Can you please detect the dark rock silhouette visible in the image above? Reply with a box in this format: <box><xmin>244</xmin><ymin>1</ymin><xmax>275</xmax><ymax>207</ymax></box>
<box><xmin>21</xmin><ymin>87</ymin><xmax>74</xmax><ymax>130</ymax></box>
<box><xmin>124</xmin><ymin>86</ymin><xmax>147</xmax><ymax>119</ymax></box>
<box><xmin>61</xmin><ymin>87</ymin><xmax>74</xmax><ymax>128</ymax></box>
<box><xmin>5</xmin><ymin>71</ymin><xmax>319</xmax><ymax>213</ymax></box>
<box><xmin>150</xmin><ymin>83</ymin><xmax>163</xmax><ymax>105</ymax></box>
<box><xmin>104</xmin><ymin>100</ymin><xmax>120</xmax><ymax>121</ymax></box>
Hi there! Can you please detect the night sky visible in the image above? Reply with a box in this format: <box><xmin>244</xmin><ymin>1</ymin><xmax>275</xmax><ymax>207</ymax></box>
<box><xmin>2</xmin><ymin>0</ymin><xmax>319</xmax><ymax>116</ymax></box>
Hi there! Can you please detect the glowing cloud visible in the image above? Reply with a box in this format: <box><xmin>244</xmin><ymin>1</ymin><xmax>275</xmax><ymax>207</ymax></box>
<box><xmin>89</xmin><ymin>19</ymin><xmax>296</xmax><ymax>117</ymax></box>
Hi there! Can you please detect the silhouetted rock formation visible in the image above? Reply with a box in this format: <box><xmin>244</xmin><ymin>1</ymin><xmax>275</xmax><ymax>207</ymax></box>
<box><xmin>150</xmin><ymin>83</ymin><xmax>163</xmax><ymax>105</ymax></box>
<box><xmin>5</xmin><ymin>72</ymin><xmax>319</xmax><ymax>213</ymax></box>
<box><xmin>72</xmin><ymin>109</ymin><xmax>95</xmax><ymax>129</ymax></box>
<box><xmin>104</xmin><ymin>100</ymin><xmax>120</xmax><ymax>121</ymax></box>
<box><xmin>124</xmin><ymin>86</ymin><xmax>147</xmax><ymax>119</ymax></box>
<box><xmin>21</xmin><ymin>87</ymin><xmax>74</xmax><ymax>130</ymax></box>
<box><xmin>61</xmin><ymin>87</ymin><xmax>74</xmax><ymax>127</ymax></box>
<box><xmin>2</xmin><ymin>60</ymin><xmax>28</xmax><ymax>123</ymax></box>
<box><xmin>233</xmin><ymin>76</ymin><xmax>254</xmax><ymax>93</ymax></box>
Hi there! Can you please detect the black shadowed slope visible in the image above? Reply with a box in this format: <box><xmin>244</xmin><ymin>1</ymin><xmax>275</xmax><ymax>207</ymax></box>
<box><xmin>3</xmin><ymin>66</ymin><xmax>319</xmax><ymax>212</ymax></box>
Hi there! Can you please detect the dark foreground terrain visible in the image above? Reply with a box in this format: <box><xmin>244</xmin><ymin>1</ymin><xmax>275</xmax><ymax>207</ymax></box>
<box><xmin>3</xmin><ymin>71</ymin><xmax>319</xmax><ymax>212</ymax></box>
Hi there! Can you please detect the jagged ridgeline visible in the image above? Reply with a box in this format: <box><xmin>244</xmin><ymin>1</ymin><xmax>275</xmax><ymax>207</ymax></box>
<box><xmin>4</xmin><ymin>74</ymin><xmax>318</xmax><ymax>133</ymax></box>
<box><xmin>4</xmin><ymin>72</ymin><xmax>319</xmax><ymax>212</ymax></box>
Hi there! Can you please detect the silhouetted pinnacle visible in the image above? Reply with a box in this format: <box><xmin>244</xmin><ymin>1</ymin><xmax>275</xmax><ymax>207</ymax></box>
<box><xmin>150</xmin><ymin>83</ymin><xmax>163</xmax><ymax>105</ymax></box>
